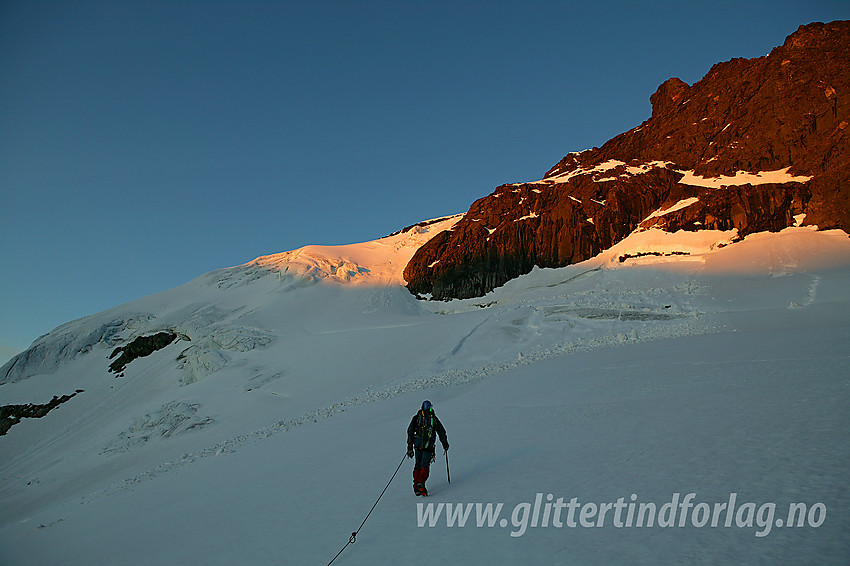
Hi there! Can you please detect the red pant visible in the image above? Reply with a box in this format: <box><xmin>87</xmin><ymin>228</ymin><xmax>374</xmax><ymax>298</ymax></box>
<box><xmin>413</xmin><ymin>466</ymin><xmax>430</xmax><ymax>484</ymax></box>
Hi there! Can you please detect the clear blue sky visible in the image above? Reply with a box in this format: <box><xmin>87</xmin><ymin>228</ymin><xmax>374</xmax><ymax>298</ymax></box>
<box><xmin>1</xmin><ymin>0</ymin><xmax>847</xmax><ymax>364</ymax></box>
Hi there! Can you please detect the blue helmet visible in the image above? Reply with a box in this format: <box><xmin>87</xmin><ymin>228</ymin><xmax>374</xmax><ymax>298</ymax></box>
<box><xmin>421</xmin><ymin>400</ymin><xmax>432</xmax><ymax>412</ymax></box>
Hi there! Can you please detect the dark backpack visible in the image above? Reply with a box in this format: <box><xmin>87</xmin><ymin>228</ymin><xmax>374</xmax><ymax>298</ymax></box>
<box><xmin>414</xmin><ymin>411</ymin><xmax>436</xmax><ymax>450</ymax></box>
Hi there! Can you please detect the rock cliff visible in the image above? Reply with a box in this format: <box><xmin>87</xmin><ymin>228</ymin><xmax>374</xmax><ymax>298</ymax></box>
<box><xmin>405</xmin><ymin>21</ymin><xmax>849</xmax><ymax>300</ymax></box>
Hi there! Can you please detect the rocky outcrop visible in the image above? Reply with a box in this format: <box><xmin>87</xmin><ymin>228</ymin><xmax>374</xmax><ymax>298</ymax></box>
<box><xmin>405</xmin><ymin>21</ymin><xmax>850</xmax><ymax>300</ymax></box>
<box><xmin>642</xmin><ymin>182</ymin><xmax>811</xmax><ymax>235</ymax></box>
<box><xmin>108</xmin><ymin>331</ymin><xmax>181</xmax><ymax>375</ymax></box>
<box><xmin>1</xmin><ymin>390</ymin><xmax>84</xmax><ymax>436</ymax></box>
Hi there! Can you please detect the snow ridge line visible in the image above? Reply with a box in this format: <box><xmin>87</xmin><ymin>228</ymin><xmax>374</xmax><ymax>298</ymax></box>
<box><xmin>87</xmin><ymin>316</ymin><xmax>724</xmax><ymax>502</ymax></box>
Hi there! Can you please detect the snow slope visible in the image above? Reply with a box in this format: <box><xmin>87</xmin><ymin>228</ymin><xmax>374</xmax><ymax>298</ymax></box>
<box><xmin>1</xmin><ymin>223</ymin><xmax>849</xmax><ymax>565</ymax></box>
<box><xmin>248</xmin><ymin>214</ymin><xmax>464</xmax><ymax>286</ymax></box>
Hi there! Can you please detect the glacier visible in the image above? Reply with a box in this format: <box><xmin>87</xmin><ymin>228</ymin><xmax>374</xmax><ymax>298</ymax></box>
<box><xmin>1</xmin><ymin>220</ymin><xmax>849</xmax><ymax>564</ymax></box>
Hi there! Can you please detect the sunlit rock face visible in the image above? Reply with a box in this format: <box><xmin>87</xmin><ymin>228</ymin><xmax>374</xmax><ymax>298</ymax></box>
<box><xmin>405</xmin><ymin>21</ymin><xmax>850</xmax><ymax>300</ymax></box>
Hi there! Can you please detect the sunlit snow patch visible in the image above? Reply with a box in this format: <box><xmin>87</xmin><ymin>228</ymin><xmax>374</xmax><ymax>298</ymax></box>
<box><xmin>532</xmin><ymin>160</ymin><xmax>674</xmax><ymax>184</ymax></box>
<box><xmin>244</xmin><ymin>214</ymin><xmax>463</xmax><ymax>287</ymax></box>
<box><xmin>677</xmin><ymin>167</ymin><xmax>812</xmax><ymax>188</ymax></box>
<box><xmin>643</xmin><ymin>197</ymin><xmax>701</xmax><ymax>221</ymax></box>
<box><xmin>602</xmin><ymin>228</ymin><xmax>739</xmax><ymax>266</ymax></box>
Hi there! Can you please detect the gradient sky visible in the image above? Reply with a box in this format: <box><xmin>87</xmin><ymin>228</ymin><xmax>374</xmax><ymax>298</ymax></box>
<box><xmin>1</xmin><ymin>0</ymin><xmax>847</xmax><ymax>365</ymax></box>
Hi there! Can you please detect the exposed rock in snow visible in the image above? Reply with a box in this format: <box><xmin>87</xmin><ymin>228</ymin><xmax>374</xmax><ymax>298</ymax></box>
<box><xmin>1</xmin><ymin>390</ymin><xmax>83</xmax><ymax>436</ymax></box>
<box><xmin>108</xmin><ymin>332</ymin><xmax>180</xmax><ymax>375</ymax></box>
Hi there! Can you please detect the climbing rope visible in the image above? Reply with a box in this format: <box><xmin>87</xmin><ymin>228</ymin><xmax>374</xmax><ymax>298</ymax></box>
<box><xmin>326</xmin><ymin>452</ymin><xmax>408</xmax><ymax>566</ymax></box>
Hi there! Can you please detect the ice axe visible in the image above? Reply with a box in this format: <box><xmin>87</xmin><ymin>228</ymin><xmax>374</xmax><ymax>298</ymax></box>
<box><xmin>444</xmin><ymin>447</ymin><xmax>451</xmax><ymax>483</ymax></box>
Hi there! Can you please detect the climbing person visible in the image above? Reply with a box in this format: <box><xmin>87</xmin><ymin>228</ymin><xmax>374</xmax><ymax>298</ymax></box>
<box><xmin>406</xmin><ymin>400</ymin><xmax>449</xmax><ymax>496</ymax></box>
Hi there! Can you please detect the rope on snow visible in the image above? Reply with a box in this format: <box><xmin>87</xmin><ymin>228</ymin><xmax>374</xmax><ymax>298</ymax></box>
<box><xmin>326</xmin><ymin>452</ymin><xmax>407</xmax><ymax>566</ymax></box>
